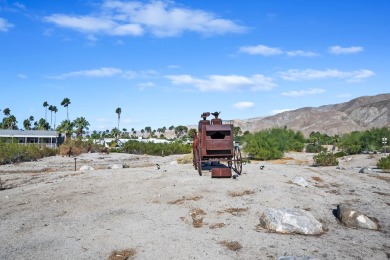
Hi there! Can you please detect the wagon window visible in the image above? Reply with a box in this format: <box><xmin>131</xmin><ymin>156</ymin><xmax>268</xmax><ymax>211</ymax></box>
<box><xmin>206</xmin><ymin>131</ymin><xmax>230</xmax><ymax>139</ymax></box>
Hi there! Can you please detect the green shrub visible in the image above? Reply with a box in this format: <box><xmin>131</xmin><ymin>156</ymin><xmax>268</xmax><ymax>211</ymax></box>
<box><xmin>334</xmin><ymin>151</ymin><xmax>347</xmax><ymax>158</ymax></box>
<box><xmin>313</xmin><ymin>151</ymin><xmax>339</xmax><ymax>166</ymax></box>
<box><xmin>243</xmin><ymin>128</ymin><xmax>305</xmax><ymax>160</ymax></box>
<box><xmin>122</xmin><ymin>140</ymin><xmax>191</xmax><ymax>156</ymax></box>
<box><xmin>0</xmin><ymin>143</ymin><xmax>56</xmax><ymax>165</ymax></box>
<box><xmin>377</xmin><ymin>155</ymin><xmax>390</xmax><ymax>170</ymax></box>
<box><xmin>305</xmin><ymin>144</ymin><xmax>327</xmax><ymax>153</ymax></box>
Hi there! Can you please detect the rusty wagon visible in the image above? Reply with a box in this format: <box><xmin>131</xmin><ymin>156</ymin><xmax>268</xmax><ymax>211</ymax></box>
<box><xmin>192</xmin><ymin>112</ymin><xmax>242</xmax><ymax>177</ymax></box>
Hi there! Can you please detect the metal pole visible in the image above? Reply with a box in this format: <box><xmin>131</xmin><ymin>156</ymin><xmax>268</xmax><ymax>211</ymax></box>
<box><xmin>74</xmin><ymin>158</ymin><xmax>77</xmax><ymax>171</ymax></box>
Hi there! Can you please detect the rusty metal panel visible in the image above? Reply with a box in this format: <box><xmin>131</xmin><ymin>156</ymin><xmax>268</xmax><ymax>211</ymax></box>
<box><xmin>211</xmin><ymin>168</ymin><xmax>232</xmax><ymax>178</ymax></box>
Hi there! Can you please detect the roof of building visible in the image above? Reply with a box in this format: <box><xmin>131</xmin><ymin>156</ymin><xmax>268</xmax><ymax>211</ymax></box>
<box><xmin>0</xmin><ymin>129</ymin><xmax>60</xmax><ymax>138</ymax></box>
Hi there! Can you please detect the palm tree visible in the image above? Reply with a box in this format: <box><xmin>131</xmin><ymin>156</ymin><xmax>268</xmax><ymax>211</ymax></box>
<box><xmin>115</xmin><ymin>107</ymin><xmax>121</xmax><ymax>130</ymax></box>
<box><xmin>29</xmin><ymin>116</ymin><xmax>34</xmax><ymax>122</ymax></box>
<box><xmin>111</xmin><ymin>127</ymin><xmax>120</xmax><ymax>139</ymax></box>
<box><xmin>36</xmin><ymin>118</ymin><xmax>50</xmax><ymax>130</ymax></box>
<box><xmin>56</xmin><ymin>120</ymin><xmax>75</xmax><ymax>139</ymax></box>
<box><xmin>61</xmin><ymin>98</ymin><xmax>71</xmax><ymax>121</ymax></box>
<box><xmin>52</xmin><ymin>106</ymin><xmax>58</xmax><ymax>129</ymax></box>
<box><xmin>4</xmin><ymin>115</ymin><xmax>17</xmax><ymax>129</ymax></box>
<box><xmin>73</xmin><ymin>117</ymin><xmax>90</xmax><ymax>138</ymax></box>
<box><xmin>43</xmin><ymin>101</ymin><xmax>49</xmax><ymax>121</ymax></box>
<box><xmin>3</xmin><ymin>107</ymin><xmax>10</xmax><ymax>116</ymax></box>
<box><xmin>23</xmin><ymin>119</ymin><xmax>31</xmax><ymax>130</ymax></box>
<box><xmin>48</xmin><ymin>105</ymin><xmax>54</xmax><ymax>129</ymax></box>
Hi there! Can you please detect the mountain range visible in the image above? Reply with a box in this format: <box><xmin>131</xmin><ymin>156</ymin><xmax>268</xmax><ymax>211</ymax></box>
<box><xmin>233</xmin><ymin>93</ymin><xmax>390</xmax><ymax>137</ymax></box>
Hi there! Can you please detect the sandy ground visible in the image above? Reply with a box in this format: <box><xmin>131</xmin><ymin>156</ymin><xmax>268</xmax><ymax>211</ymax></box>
<box><xmin>0</xmin><ymin>152</ymin><xmax>389</xmax><ymax>260</ymax></box>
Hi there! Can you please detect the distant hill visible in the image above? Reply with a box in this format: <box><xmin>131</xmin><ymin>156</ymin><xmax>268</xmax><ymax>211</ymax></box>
<box><xmin>233</xmin><ymin>93</ymin><xmax>390</xmax><ymax>137</ymax></box>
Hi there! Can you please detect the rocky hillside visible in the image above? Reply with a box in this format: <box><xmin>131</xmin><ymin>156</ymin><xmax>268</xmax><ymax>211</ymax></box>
<box><xmin>233</xmin><ymin>93</ymin><xmax>390</xmax><ymax>137</ymax></box>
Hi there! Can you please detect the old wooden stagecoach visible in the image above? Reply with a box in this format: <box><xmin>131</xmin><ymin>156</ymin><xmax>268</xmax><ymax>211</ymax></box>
<box><xmin>193</xmin><ymin>112</ymin><xmax>242</xmax><ymax>177</ymax></box>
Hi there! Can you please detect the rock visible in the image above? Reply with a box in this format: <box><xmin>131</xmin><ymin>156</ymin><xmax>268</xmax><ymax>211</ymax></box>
<box><xmin>259</xmin><ymin>208</ymin><xmax>323</xmax><ymax>235</ymax></box>
<box><xmin>336</xmin><ymin>166</ymin><xmax>346</xmax><ymax>170</ymax></box>
<box><xmin>79</xmin><ymin>165</ymin><xmax>95</xmax><ymax>171</ymax></box>
<box><xmin>111</xmin><ymin>164</ymin><xmax>123</xmax><ymax>169</ymax></box>
<box><xmin>358</xmin><ymin>167</ymin><xmax>373</xmax><ymax>174</ymax></box>
<box><xmin>333</xmin><ymin>204</ymin><xmax>379</xmax><ymax>230</ymax></box>
<box><xmin>170</xmin><ymin>161</ymin><xmax>178</xmax><ymax>165</ymax></box>
<box><xmin>291</xmin><ymin>176</ymin><xmax>308</xmax><ymax>187</ymax></box>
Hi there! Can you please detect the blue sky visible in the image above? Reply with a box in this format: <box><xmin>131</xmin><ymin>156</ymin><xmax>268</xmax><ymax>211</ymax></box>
<box><xmin>1</xmin><ymin>0</ymin><xmax>389</xmax><ymax>132</ymax></box>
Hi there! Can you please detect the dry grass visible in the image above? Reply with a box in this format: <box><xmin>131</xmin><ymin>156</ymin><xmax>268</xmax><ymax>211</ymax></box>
<box><xmin>190</xmin><ymin>208</ymin><xmax>207</xmax><ymax>228</ymax></box>
<box><xmin>168</xmin><ymin>195</ymin><xmax>203</xmax><ymax>205</ymax></box>
<box><xmin>219</xmin><ymin>207</ymin><xmax>249</xmax><ymax>216</ymax></box>
<box><xmin>218</xmin><ymin>240</ymin><xmax>242</xmax><ymax>251</ymax></box>
<box><xmin>176</xmin><ymin>154</ymin><xmax>193</xmax><ymax>164</ymax></box>
<box><xmin>311</xmin><ymin>176</ymin><xmax>323</xmax><ymax>182</ymax></box>
<box><xmin>209</xmin><ymin>223</ymin><xmax>226</xmax><ymax>229</ymax></box>
<box><xmin>228</xmin><ymin>189</ymin><xmax>255</xmax><ymax>197</ymax></box>
<box><xmin>108</xmin><ymin>248</ymin><xmax>136</xmax><ymax>260</ymax></box>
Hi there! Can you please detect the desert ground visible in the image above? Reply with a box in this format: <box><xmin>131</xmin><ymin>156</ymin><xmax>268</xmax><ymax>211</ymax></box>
<box><xmin>0</xmin><ymin>151</ymin><xmax>389</xmax><ymax>260</ymax></box>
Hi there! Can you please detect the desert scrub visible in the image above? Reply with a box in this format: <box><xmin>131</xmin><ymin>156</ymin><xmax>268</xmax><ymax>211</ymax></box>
<box><xmin>122</xmin><ymin>140</ymin><xmax>191</xmax><ymax>156</ymax></box>
<box><xmin>58</xmin><ymin>139</ymin><xmax>103</xmax><ymax>156</ymax></box>
<box><xmin>305</xmin><ymin>143</ymin><xmax>327</xmax><ymax>153</ymax></box>
<box><xmin>177</xmin><ymin>154</ymin><xmax>192</xmax><ymax>164</ymax></box>
<box><xmin>313</xmin><ymin>151</ymin><xmax>339</xmax><ymax>166</ymax></box>
<box><xmin>0</xmin><ymin>142</ymin><xmax>56</xmax><ymax>165</ymax></box>
<box><xmin>377</xmin><ymin>155</ymin><xmax>390</xmax><ymax>171</ymax></box>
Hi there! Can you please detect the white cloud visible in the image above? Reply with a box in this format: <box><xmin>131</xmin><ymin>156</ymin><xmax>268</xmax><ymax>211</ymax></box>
<box><xmin>49</xmin><ymin>67</ymin><xmax>139</xmax><ymax>80</ymax></box>
<box><xmin>17</xmin><ymin>74</ymin><xmax>28</xmax><ymax>79</ymax></box>
<box><xmin>279</xmin><ymin>69</ymin><xmax>374</xmax><ymax>82</ymax></box>
<box><xmin>0</xmin><ymin>17</ymin><xmax>14</xmax><ymax>32</ymax></box>
<box><xmin>166</xmin><ymin>74</ymin><xmax>276</xmax><ymax>92</ymax></box>
<box><xmin>233</xmin><ymin>101</ymin><xmax>255</xmax><ymax>109</ymax></box>
<box><xmin>44</xmin><ymin>0</ymin><xmax>246</xmax><ymax>38</ymax></box>
<box><xmin>328</xmin><ymin>45</ymin><xmax>364</xmax><ymax>55</ymax></box>
<box><xmin>239</xmin><ymin>44</ymin><xmax>318</xmax><ymax>57</ymax></box>
<box><xmin>286</xmin><ymin>50</ymin><xmax>318</xmax><ymax>57</ymax></box>
<box><xmin>239</xmin><ymin>44</ymin><xmax>283</xmax><ymax>56</ymax></box>
<box><xmin>44</xmin><ymin>14</ymin><xmax>143</xmax><ymax>36</ymax></box>
<box><xmin>281</xmin><ymin>88</ymin><xmax>325</xmax><ymax>97</ymax></box>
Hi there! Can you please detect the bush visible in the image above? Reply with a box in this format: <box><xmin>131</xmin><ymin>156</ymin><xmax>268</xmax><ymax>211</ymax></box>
<box><xmin>122</xmin><ymin>140</ymin><xmax>191</xmax><ymax>156</ymax></box>
<box><xmin>58</xmin><ymin>139</ymin><xmax>103</xmax><ymax>156</ymax></box>
<box><xmin>313</xmin><ymin>151</ymin><xmax>339</xmax><ymax>166</ymax></box>
<box><xmin>0</xmin><ymin>143</ymin><xmax>56</xmax><ymax>165</ymax></box>
<box><xmin>305</xmin><ymin>144</ymin><xmax>327</xmax><ymax>153</ymax></box>
<box><xmin>243</xmin><ymin>128</ymin><xmax>305</xmax><ymax>160</ymax></box>
<box><xmin>377</xmin><ymin>155</ymin><xmax>390</xmax><ymax>171</ymax></box>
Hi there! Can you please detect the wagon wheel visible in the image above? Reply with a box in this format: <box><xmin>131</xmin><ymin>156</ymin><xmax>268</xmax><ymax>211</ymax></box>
<box><xmin>233</xmin><ymin>146</ymin><xmax>242</xmax><ymax>175</ymax></box>
<box><xmin>197</xmin><ymin>148</ymin><xmax>202</xmax><ymax>176</ymax></box>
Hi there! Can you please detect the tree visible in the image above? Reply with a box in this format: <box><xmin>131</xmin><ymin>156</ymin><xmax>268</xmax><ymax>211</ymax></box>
<box><xmin>3</xmin><ymin>115</ymin><xmax>18</xmax><ymax>129</ymax></box>
<box><xmin>52</xmin><ymin>106</ymin><xmax>58</xmax><ymax>129</ymax></box>
<box><xmin>188</xmin><ymin>128</ymin><xmax>197</xmax><ymax>139</ymax></box>
<box><xmin>36</xmin><ymin>118</ymin><xmax>50</xmax><ymax>130</ymax></box>
<box><xmin>43</xmin><ymin>101</ymin><xmax>49</xmax><ymax>121</ymax></box>
<box><xmin>23</xmin><ymin>119</ymin><xmax>31</xmax><ymax>130</ymax></box>
<box><xmin>115</xmin><ymin>107</ymin><xmax>121</xmax><ymax>130</ymax></box>
<box><xmin>3</xmin><ymin>107</ymin><xmax>10</xmax><ymax>116</ymax></box>
<box><xmin>174</xmin><ymin>125</ymin><xmax>188</xmax><ymax>138</ymax></box>
<box><xmin>111</xmin><ymin>127</ymin><xmax>120</xmax><ymax>139</ymax></box>
<box><xmin>29</xmin><ymin>116</ymin><xmax>34</xmax><ymax>122</ymax></box>
<box><xmin>73</xmin><ymin>117</ymin><xmax>90</xmax><ymax>138</ymax></box>
<box><xmin>48</xmin><ymin>105</ymin><xmax>54</xmax><ymax>129</ymax></box>
<box><xmin>56</xmin><ymin>120</ymin><xmax>74</xmax><ymax>139</ymax></box>
<box><xmin>61</xmin><ymin>98</ymin><xmax>71</xmax><ymax>121</ymax></box>
<box><xmin>144</xmin><ymin>126</ymin><xmax>152</xmax><ymax>138</ymax></box>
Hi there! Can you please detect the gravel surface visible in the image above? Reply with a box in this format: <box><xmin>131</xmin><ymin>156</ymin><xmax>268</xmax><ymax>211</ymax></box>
<box><xmin>0</xmin><ymin>152</ymin><xmax>389</xmax><ymax>259</ymax></box>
